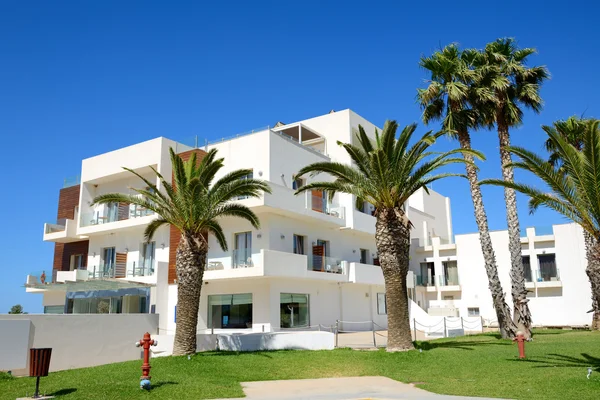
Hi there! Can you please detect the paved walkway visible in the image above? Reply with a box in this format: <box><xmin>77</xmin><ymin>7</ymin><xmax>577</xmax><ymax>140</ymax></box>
<box><xmin>215</xmin><ymin>376</ymin><xmax>505</xmax><ymax>400</ymax></box>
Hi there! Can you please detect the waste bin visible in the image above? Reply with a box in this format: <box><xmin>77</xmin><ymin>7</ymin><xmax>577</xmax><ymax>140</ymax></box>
<box><xmin>29</xmin><ymin>348</ymin><xmax>52</xmax><ymax>398</ymax></box>
<box><xmin>29</xmin><ymin>348</ymin><xmax>52</xmax><ymax>377</ymax></box>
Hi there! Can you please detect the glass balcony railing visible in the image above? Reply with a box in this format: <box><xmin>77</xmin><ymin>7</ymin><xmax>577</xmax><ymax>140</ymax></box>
<box><xmin>416</xmin><ymin>275</ymin><xmax>435</xmax><ymax>286</ymax></box>
<box><xmin>438</xmin><ymin>275</ymin><xmax>460</xmax><ymax>286</ymax></box>
<box><xmin>26</xmin><ymin>270</ymin><xmax>55</xmax><ymax>285</ymax></box>
<box><xmin>80</xmin><ymin>206</ymin><xmax>154</xmax><ymax>227</ymax></box>
<box><xmin>309</xmin><ymin>195</ymin><xmax>345</xmax><ymax>219</ymax></box>
<box><xmin>232</xmin><ymin>248</ymin><xmax>254</xmax><ymax>268</ymax></box>
<box><xmin>309</xmin><ymin>255</ymin><xmax>344</xmax><ymax>274</ymax></box>
<box><xmin>536</xmin><ymin>268</ymin><xmax>560</xmax><ymax>282</ymax></box>
<box><xmin>45</xmin><ymin>218</ymin><xmax>68</xmax><ymax>234</ymax></box>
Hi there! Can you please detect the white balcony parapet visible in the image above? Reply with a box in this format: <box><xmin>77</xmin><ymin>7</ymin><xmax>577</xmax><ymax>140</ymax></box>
<box><xmin>43</xmin><ymin>218</ymin><xmax>80</xmax><ymax>243</ymax></box>
<box><xmin>56</xmin><ymin>269</ymin><xmax>89</xmax><ymax>283</ymax></box>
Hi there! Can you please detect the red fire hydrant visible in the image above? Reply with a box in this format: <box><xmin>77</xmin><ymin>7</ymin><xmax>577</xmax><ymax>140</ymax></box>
<box><xmin>136</xmin><ymin>332</ymin><xmax>158</xmax><ymax>381</ymax></box>
<box><xmin>512</xmin><ymin>331</ymin><xmax>527</xmax><ymax>359</ymax></box>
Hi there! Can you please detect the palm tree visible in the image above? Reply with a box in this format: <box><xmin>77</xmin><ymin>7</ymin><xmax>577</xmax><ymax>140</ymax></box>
<box><xmin>475</xmin><ymin>38</ymin><xmax>550</xmax><ymax>337</ymax></box>
<box><xmin>544</xmin><ymin>116</ymin><xmax>590</xmax><ymax>168</ymax></box>
<box><xmin>480</xmin><ymin>119</ymin><xmax>600</xmax><ymax>330</ymax></box>
<box><xmin>92</xmin><ymin>148</ymin><xmax>271</xmax><ymax>354</ymax></box>
<box><xmin>294</xmin><ymin>120</ymin><xmax>480</xmax><ymax>351</ymax></box>
<box><xmin>418</xmin><ymin>44</ymin><xmax>517</xmax><ymax>339</ymax></box>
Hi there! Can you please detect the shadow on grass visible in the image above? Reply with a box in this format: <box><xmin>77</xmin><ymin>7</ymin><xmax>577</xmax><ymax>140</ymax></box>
<box><xmin>509</xmin><ymin>353</ymin><xmax>600</xmax><ymax>372</ymax></box>
<box><xmin>417</xmin><ymin>340</ymin><xmax>512</xmax><ymax>351</ymax></box>
<box><xmin>531</xmin><ymin>330</ymin><xmax>573</xmax><ymax>336</ymax></box>
<box><xmin>195</xmin><ymin>351</ymin><xmax>273</xmax><ymax>359</ymax></box>
<box><xmin>49</xmin><ymin>388</ymin><xmax>77</xmax><ymax>397</ymax></box>
<box><xmin>152</xmin><ymin>381</ymin><xmax>178</xmax><ymax>388</ymax></box>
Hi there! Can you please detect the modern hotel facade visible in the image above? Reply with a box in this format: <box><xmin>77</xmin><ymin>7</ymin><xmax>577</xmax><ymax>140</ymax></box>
<box><xmin>27</xmin><ymin>109</ymin><xmax>592</xmax><ymax>334</ymax></box>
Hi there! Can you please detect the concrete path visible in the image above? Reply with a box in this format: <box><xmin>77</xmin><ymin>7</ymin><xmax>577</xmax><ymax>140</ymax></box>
<box><xmin>215</xmin><ymin>376</ymin><xmax>505</xmax><ymax>400</ymax></box>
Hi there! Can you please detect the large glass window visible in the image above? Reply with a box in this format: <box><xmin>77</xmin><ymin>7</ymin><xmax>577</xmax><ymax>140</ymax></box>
<box><xmin>293</xmin><ymin>235</ymin><xmax>305</xmax><ymax>255</ymax></box>
<box><xmin>280</xmin><ymin>293</ymin><xmax>309</xmax><ymax>328</ymax></box>
<box><xmin>70</xmin><ymin>254</ymin><xmax>85</xmax><ymax>271</ymax></box>
<box><xmin>522</xmin><ymin>256</ymin><xmax>532</xmax><ymax>282</ymax></box>
<box><xmin>234</xmin><ymin>232</ymin><xmax>252</xmax><ymax>268</ymax></box>
<box><xmin>208</xmin><ymin>294</ymin><xmax>253</xmax><ymax>329</ymax></box>
<box><xmin>101</xmin><ymin>247</ymin><xmax>116</xmax><ymax>277</ymax></box>
<box><xmin>377</xmin><ymin>293</ymin><xmax>387</xmax><ymax>315</ymax></box>
<box><xmin>237</xmin><ymin>171</ymin><xmax>254</xmax><ymax>200</ymax></box>
<box><xmin>537</xmin><ymin>254</ymin><xmax>558</xmax><ymax>281</ymax></box>
<box><xmin>44</xmin><ymin>305</ymin><xmax>64</xmax><ymax>314</ymax></box>
<box><xmin>443</xmin><ymin>261</ymin><xmax>459</xmax><ymax>285</ymax></box>
<box><xmin>138</xmin><ymin>241</ymin><xmax>156</xmax><ymax>276</ymax></box>
<box><xmin>360</xmin><ymin>249</ymin><xmax>369</xmax><ymax>264</ymax></box>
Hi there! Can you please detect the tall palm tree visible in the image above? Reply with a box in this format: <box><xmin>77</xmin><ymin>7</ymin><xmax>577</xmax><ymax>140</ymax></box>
<box><xmin>480</xmin><ymin>119</ymin><xmax>600</xmax><ymax>330</ymax></box>
<box><xmin>418</xmin><ymin>44</ymin><xmax>517</xmax><ymax>339</ymax></box>
<box><xmin>92</xmin><ymin>148</ymin><xmax>271</xmax><ymax>354</ymax></box>
<box><xmin>544</xmin><ymin>116</ymin><xmax>590</xmax><ymax>168</ymax></box>
<box><xmin>295</xmin><ymin>120</ymin><xmax>480</xmax><ymax>351</ymax></box>
<box><xmin>475</xmin><ymin>38</ymin><xmax>550</xmax><ymax>337</ymax></box>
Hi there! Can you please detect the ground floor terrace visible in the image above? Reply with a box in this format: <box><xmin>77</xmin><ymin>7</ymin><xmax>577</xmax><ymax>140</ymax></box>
<box><xmin>159</xmin><ymin>277</ymin><xmax>389</xmax><ymax>335</ymax></box>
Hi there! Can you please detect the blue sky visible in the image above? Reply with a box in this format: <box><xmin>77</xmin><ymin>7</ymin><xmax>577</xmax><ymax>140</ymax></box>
<box><xmin>0</xmin><ymin>1</ymin><xmax>598</xmax><ymax>313</ymax></box>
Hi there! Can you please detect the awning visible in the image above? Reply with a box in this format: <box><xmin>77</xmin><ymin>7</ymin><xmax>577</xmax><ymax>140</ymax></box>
<box><xmin>25</xmin><ymin>279</ymin><xmax>153</xmax><ymax>293</ymax></box>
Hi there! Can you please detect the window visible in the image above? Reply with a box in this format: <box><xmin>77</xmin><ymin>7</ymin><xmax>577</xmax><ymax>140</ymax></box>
<box><xmin>104</xmin><ymin>202</ymin><xmax>119</xmax><ymax>223</ymax></box>
<box><xmin>208</xmin><ymin>294</ymin><xmax>253</xmax><ymax>329</ymax></box>
<box><xmin>280</xmin><ymin>293</ymin><xmax>309</xmax><ymax>328</ymax></box>
<box><xmin>419</xmin><ymin>262</ymin><xmax>435</xmax><ymax>286</ymax></box>
<box><xmin>237</xmin><ymin>171</ymin><xmax>254</xmax><ymax>200</ymax></box>
<box><xmin>70</xmin><ymin>254</ymin><xmax>85</xmax><ymax>271</ymax></box>
<box><xmin>292</xmin><ymin>177</ymin><xmax>305</xmax><ymax>190</ymax></box>
<box><xmin>443</xmin><ymin>296</ymin><xmax>454</xmax><ymax>301</ymax></box>
<box><xmin>377</xmin><ymin>293</ymin><xmax>387</xmax><ymax>315</ymax></box>
<box><xmin>44</xmin><ymin>305</ymin><xmax>64</xmax><ymax>314</ymax></box>
<box><xmin>138</xmin><ymin>242</ymin><xmax>156</xmax><ymax>276</ymax></box>
<box><xmin>101</xmin><ymin>247</ymin><xmax>116</xmax><ymax>277</ymax></box>
<box><xmin>522</xmin><ymin>256</ymin><xmax>532</xmax><ymax>282</ymax></box>
<box><xmin>468</xmin><ymin>307</ymin><xmax>480</xmax><ymax>317</ymax></box>
<box><xmin>537</xmin><ymin>254</ymin><xmax>558</xmax><ymax>281</ymax></box>
<box><xmin>234</xmin><ymin>232</ymin><xmax>252</xmax><ymax>268</ymax></box>
<box><xmin>360</xmin><ymin>249</ymin><xmax>369</xmax><ymax>264</ymax></box>
<box><xmin>293</xmin><ymin>235</ymin><xmax>305</xmax><ymax>255</ymax></box>
<box><xmin>442</xmin><ymin>261</ymin><xmax>459</xmax><ymax>285</ymax></box>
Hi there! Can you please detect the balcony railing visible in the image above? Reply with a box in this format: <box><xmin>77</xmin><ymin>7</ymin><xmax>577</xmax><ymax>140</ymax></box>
<box><xmin>309</xmin><ymin>194</ymin><xmax>345</xmax><ymax>219</ymax></box>
<box><xmin>416</xmin><ymin>275</ymin><xmax>435</xmax><ymax>286</ymax></box>
<box><xmin>80</xmin><ymin>206</ymin><xmax>154</xmax><ymax>227</ymax></box>
<box><xmin>232</xmin><ymin>248</ymin><xmax>254</xmax><ymax>268</ymax></box>
<box><xmin>45</xmin><ymin>218</ymin><xmax>68</xmax><ymax>234</ymax></box>
<box><xmin>536</xmin><ymin>268</ymin><xmax>560</xmax><ymax>282</ymax></box>
<box><xmin>309</xmin><ymin>255</ymin><xmax>344</xmax><ymax>274</ymax></box>
<box><xmin>439</xmin><ymin>275</ymin><xmax>460</xmax><ymax>286</ymax></box>
<box><xmin>26</xmin><ymin>270</ymin><xmax>56</xmax><ymax>286</ymax></box>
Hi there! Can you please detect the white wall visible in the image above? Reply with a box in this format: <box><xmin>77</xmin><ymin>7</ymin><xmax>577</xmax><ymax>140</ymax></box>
<box><xmin>414</xmin><ymin>223</ymin><xmax>592</xmax><ymax>327</ymax></box>
<box><xmin>0</xmin><ymin>314</ymin><xmax>158</xmax><ymax>374</ymax></box>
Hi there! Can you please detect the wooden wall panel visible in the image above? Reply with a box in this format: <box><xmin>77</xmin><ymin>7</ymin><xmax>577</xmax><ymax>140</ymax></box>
<box><xmin>168</xmin><ymin>149</ymin><xmax>207</xmax><ymax>284</ymax></box>
<box><xmin>51</xmin><ymin>184</ymin><xmax>89</xmax><ymax>279</ymax></box>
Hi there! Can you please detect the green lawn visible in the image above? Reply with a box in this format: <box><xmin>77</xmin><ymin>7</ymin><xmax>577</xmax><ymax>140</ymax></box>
<box><xmin>1</xmin><ymin>330</ymin><xmax>599</xmax><ymax>399</ymax></box>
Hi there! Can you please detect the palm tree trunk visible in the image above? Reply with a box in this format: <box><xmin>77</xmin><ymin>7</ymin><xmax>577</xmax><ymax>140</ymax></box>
<box><xmin>457</xmin><ymin>130</ymin><xmax>517</xmax><ymax>339</ymax></box>
<box><xmin>584</xmin><ymin>232</ymin><xmax>600</xmax><ymax>330</ymax></box>
<box><xmin>173</xmin><ymin>232</ymin><xmax>207</xmax><ymax>355</ymax></box>
<box><xmin>497</xmin><ymin>121</ymin><xmax>532</xmax><ymax>338</ymax></box>
<box><xmin>375</xmin><ymin>207</ymin><xmax>414</xmax><ymax>351</ymax></box>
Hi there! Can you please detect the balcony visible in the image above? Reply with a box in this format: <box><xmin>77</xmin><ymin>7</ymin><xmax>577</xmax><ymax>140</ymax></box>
<box><xmin>78</xmin><ymin>202</ymin><xmax>156</xmax><ymax>235</ymax></box>
<box><xmin>43</xmin><ymin>218</ymin><xmax>80</xmax><ymax>243</ymax></box>
<box><xmin>438</xmin><ymin>275</ymin><xmax>461</xmax><ymax>292</ymax></box>
<box><xmin>203</xmin><ymin>249</ymin><xmax>350</xmax><ymax>282</ymax></box>
<box><xmin>535</xmin><ymin>268</ymin><xmax>562</xmax><ymax>288</ymax></box>
<box><xmin>416</xmin><ymin>275</ymin><xmax>437</xmax><ymax>292</ymax></box>
<box><xmin>308</xmin><ymin>193</ymin><xmax>345</xmax><ymax>219</ymax></box>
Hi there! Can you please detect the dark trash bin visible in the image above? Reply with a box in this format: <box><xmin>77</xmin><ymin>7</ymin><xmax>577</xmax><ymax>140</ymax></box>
<box><xmin>29</xmin><ymin>348</ymin><xmax>52</xmax><ymax>398</ymax></box>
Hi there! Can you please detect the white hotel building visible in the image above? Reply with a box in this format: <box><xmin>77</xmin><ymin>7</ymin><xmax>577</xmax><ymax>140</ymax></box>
<box><xmin>27</xmin><ymin>109</ymin><xmax>592</xmax><ymax>335</ymax></box>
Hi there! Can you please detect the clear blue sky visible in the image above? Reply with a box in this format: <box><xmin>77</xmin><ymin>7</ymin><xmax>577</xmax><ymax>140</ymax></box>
<box><xmin>0</xmin><ymin>1</ymin><xmax>598</xmax><ymax>313</ymax></box>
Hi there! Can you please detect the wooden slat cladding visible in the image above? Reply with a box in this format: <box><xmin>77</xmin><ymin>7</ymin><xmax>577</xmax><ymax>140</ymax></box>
<box><xmin>52</xmin><ymin>184</ymin><xmax>89</xmax><ymax>278</ymax></box>
<box><xmin>115</xmin><ymin>252</ymin><xmax>127</xmax><ymax>278</ymax></box>
<box><xmin>168</xmin><ymin>149</ymin><xmax>207</xmax><ymax>284</ymax></box>
<box><xmin>53</xmin><ymin>241</ymin><xmax>89</xmax><ymax>274</ymax></box>
<box><xmin>29</xmin><ymin>348</ymin><xmax>52</xmax><ymax>377</ymax></box>
<box><xmin>57</xmin><ymin>185</ymin><xmax>81</xmax><ymax>220</ymax></box>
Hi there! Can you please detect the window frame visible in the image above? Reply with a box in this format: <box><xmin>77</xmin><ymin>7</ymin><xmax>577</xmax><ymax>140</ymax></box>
<box><xmin>377</xmin><ymin>293</ymin><xmax>387</xmax><ymax>315</ymax></box>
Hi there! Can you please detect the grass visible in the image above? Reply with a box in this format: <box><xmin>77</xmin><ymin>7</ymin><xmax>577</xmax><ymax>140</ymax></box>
<box><xmin>1</xmin><ymin>330</ymin><xmax>599</xmax><ymax>399</ymax></box>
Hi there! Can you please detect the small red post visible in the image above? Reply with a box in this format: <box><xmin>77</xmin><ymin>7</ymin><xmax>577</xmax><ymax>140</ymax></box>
<box><xmin>136</xmin><ymin>332</ymin><xmax>157</xmax><ymax>380</ymax></box>
<box><xmin>512</xmin><ymin>331</ymin><xmax>526</xmax><ymax>359</ymax></box>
